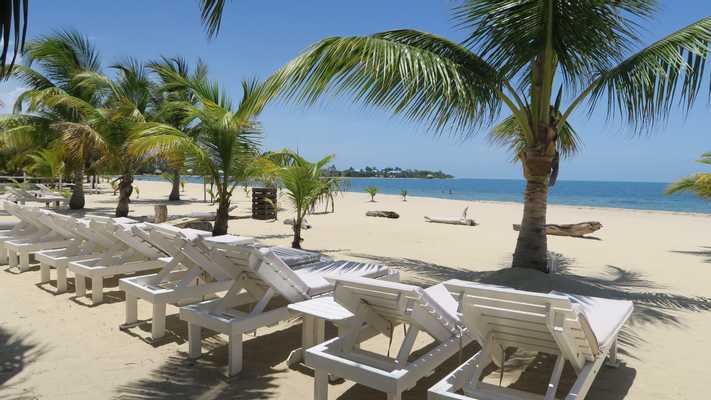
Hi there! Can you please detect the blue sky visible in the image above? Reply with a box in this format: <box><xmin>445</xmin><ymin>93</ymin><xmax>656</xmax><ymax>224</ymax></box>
<box><xmin>1</xmin><ymin>0</ymin><xmax>710</xmax><ymax>182</ymax></box>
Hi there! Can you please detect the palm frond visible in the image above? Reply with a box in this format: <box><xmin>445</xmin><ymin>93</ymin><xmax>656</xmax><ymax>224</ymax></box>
<box><xmin>0</xmin><ymin>0</ymin><xmax>28</xmax><ymax>79</ymax></box>
<box><xmin>268</xmin><ymin>31</ymin><xmax>505</xmax><ymax>135</ymax></box>
<box><xmin>199</xmin><ymin>0</ymin><xmax>228</xmax><ymax>38</ymax></box>
<box><xmin>584</xmin><ymin>17</ymin><xmax>711</xmax><ymax>131</ymax></box>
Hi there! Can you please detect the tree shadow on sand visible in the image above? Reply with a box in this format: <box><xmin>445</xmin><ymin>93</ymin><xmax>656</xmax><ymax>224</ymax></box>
<box><xmin>113</xmin><ymin>323</ymin><xmax>304</xmax><ymax>399</ymax></box>
<box><xmin>0</xmin><ymin>326</ymin><xmax>47</xmax><ymax>400</ymax></box>
<box><xmin>671</xmin><ymin>246</ymin><xmax>711</xmax><ymax>263</ymax></box>
<box><xmin>343</xmin><ymin>251</ymin><xmax>711</xmax><ymax>399</ymax></box>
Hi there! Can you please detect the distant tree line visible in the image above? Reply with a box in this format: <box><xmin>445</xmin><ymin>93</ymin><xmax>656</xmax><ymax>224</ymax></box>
<box><xmin>321</xmin><ymin>165</ymin><xmax>452</xmax><ymax>179</ymax></box>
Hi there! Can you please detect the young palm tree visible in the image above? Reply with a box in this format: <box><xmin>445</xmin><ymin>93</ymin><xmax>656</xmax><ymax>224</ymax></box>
<box><xmin>5</xmin><ymin>30</ymin><xmax>103</xmax><ymax>209</ymax></box>
<box><xmin>268</xmin><ymin>1</ymin><xmax>711</xmax><ymax>272</ymax></box>
<box><xmin>132</xmin><ymin>74</ymin><xmax>272</xmax><ymax>235</ymax></box>
<box><xmin>666</xmin><ymin>153</ymin><xmax>711</xmax><ymax>199</ymax></box>
<box><xmin>268</xmin><ymin>150</ymin><xmax>335</xmax><ymax>248</ymax></box>
<box><xmin>25</xmin><ymin>145</ymin><xmax>65</xmax><ymax>184</ymax></box>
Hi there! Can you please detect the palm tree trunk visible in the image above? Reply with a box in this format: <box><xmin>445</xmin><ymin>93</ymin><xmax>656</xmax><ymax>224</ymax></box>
<box><xmin>169</xmin><ymin>170</ymin><xmax>181</xmax><ymax>201</ymax></box>
<box><xmin>292</xmin><ymin>218</ymin><xmax>302</xmax><ymax>249</ymax></box>
<box><xmin>511</xmin><ymin>156</ymin><xmax>552</xmax><ymax>272</ymax></box>
<box><xmin>69</xmin><ymin>167</ymin><xmax>85</xmax><ymax>210</ymax></box>
<box><xmin>213</xmin><ymin>198</ymin><xmax>230</xmax><ymax>236</ymax></box>
<box><xmin>116</xmin><ymin>175</ymin><xmax>134</xmax><ymax>217</ymax></box>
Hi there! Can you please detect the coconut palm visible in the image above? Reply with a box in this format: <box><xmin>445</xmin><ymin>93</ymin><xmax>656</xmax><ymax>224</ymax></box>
<box><xmin>666</xmin><ymin>153</ymin><xmax>711</xmax><ymax>199</ymax></box>
<box><xmin>131</xmin><ymin>73</ymin><xmax>272</xmax><ymax>235</ymax></box>
<box><xmin>5</xmin><ymin>30</ymin><xmax>103</xmax><ymax>209</ymax></box>
<box><xmin>148</xmin><ymin>56</ymin><xmax>208</xmax><ymax>201</ymax></box>
<box><xmin>42</xmin><ymin>59</ymin><xmax>157</xmax><ymax>216</ymax></box>
<box><xmin>268</xmin><ymin>150</ymin><xmax>335</xmax><ymax>248</ymax></box>
<box><xmin>268</xmin><ymin>0</ymin><xmax>711</xmax><ymax>272</ymax></box>
<box><xmin>365</xmin><ymin>186</ymin><xmax>378</xmax><ymax>202</ymax></box>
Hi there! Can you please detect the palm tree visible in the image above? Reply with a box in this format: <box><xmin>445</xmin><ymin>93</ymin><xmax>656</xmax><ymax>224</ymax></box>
<box><xmin>148</xmin><ymin>56</ymin><xmax>209</xmax><ymax>201</ymax></box>
<box><xmin>666</xmin><ymin>153</ymin><xmax>711</xmax><ymax>199</ymax></box>
<box><xmin>25</xmin><ymin>145</ymin><xmax>65</xmax><ymax>185</ymax></box>
<box><xmin>43</xmin><ymin>59</ymin><xmax>156</xmax><ymax>216</ymax></box>
<box><xmin>5</xmin><ymin>30</ymin><xmax>103</xmax><ymax>209</ymax></box>
<box><xmin>268</xmin><ymin>150</ymin><xmax>335</xmax><ymax>248</ymax></box>
<box><xmin>267</xmin><ymin>1</ymin><xmax>711</xmax><ymax>272</ymax></box>
<box><xmin>366</xmin><ymin>186</ymin><xmax>378</xmax><ymax>202</ymax></box>
<box><xmin>132</xmin><ymin>73</ymin><xmax>272</xmax><ymax>235</ymax></box>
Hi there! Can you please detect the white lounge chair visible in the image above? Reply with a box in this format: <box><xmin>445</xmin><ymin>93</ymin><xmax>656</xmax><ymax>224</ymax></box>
<box><xmin>0</xmin><ymin>202</ymin><xmax>45</xmax><ymax>264</ymax></box>
<box><xmin>6</xmin><ymin>186</ymin><xmax>67</xmax><ymax>207</ymax></box>
<box><xmin>303</xmin><ymin>277</ymin><xmax>472</xmax><ymax>400</ymax></box>
<box><xmin>66</xmin><ymin>219</ymin><xmax>174</xmax><ymax>305</ymax></box>
<box><xmin>119</xmin><ymin>223</ymin><xmax>252</xmax><ymax>340</ymax></box>
<box><xmin>179</xmin><ymin>236</ymin><xmax>397</xmax><ymax>376</ymax></box>
<box><xmin>428</xmin><ymin>280</ymin><xmax>634</xmax><ymax>400</ymax></box>
<box><xmin>35</xmin><ymin>214</ymin><xmax>137</xmax><ymax>293</ymax></box>
<box><xmin>2</xmin><ymin>206</ymin><xmax>77</xmax><ymax>272</ymax></box>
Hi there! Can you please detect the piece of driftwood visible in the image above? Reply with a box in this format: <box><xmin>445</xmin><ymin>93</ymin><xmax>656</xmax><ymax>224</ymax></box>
<box><xmin>166</xmin><ymin>217</ymin><xmax>212</xmax><ymax>231</ymax></box>
<box><xmin>424</xmin><ymin>206</ymin><xmax>476</xmax><ymax>226</ymax></box>
<box><xmin>283</xmin><ymin>218</ymin><xmax>312</xmax><ymax>230</ymax></box>
<box><xmin>366</xmin><ymin>211</ymin><xmax>400</xmax><ymax>219</ymax></box>
<box><xmin>513</xmin><ymin>221</ymin><xmax>603</xmax><ymax>237</ymax></box>
<box><xmin>154</xmin><ymin>205</ymin><xmax>168</xmax><ymax>223</ymax></box>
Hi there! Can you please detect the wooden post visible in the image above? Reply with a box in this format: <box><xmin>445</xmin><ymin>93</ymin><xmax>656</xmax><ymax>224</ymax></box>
<box><xmin>154</xmin><ymin>205</ymin><xmax>168</xmax><ymax>223</ymax></box>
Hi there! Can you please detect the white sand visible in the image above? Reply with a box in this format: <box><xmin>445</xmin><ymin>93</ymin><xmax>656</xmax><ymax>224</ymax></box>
<box><xmin>1</xmin><ymin>180</ymin><xmax>710</xmax><ymax>399</ymax></box>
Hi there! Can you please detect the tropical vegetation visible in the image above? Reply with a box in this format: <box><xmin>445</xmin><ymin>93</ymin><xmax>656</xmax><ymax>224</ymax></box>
<box><xmin>366</xmin><ymin>186</ymin><xmax>378</xmax><ymax>202</ymax></box>
<box><xmin>666</xmin><ymin>153</ymin><xmax>711</xmax><ymax>199</ymax></box>
<box><xmin>267</xmin><ymin>0</ymin><xmax>711</xmax><ymax>272</ymax></box>
<box><xmin>266</xmin><ymin>150</ymin><xmax>337</xmax><ymax>248</ymax></box>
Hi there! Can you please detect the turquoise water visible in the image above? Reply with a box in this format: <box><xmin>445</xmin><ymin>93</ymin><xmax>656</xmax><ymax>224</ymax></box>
<box><xmin>134</xmin><ymin>175</ymin><xmax>711</xmax><ymax>214</ymax></box>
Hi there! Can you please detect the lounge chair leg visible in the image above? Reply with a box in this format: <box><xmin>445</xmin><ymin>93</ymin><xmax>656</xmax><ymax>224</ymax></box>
<box><xmin>57</xmin><ymin>266</ymin><xmax>67</xmax><ymax>293</ymax></box>
<box><xmin>19</xmin><ymin>251</ymin><xmax>30</xmax><ymax>272</ymax></box>
<box><xmin>8</xmin><ymin>250</ymin><xmax>17</xmax><ymax>269</ymax></box>
<box><xmin>91</xmin><ymin>277</ymin><xmax>103</xmax><ymax>304</ymax></box>
<box><xmin>228</xmin><ymin>331</ymin><xmax>243</xmax><ymax>376</ymax></box>
<box><xmin>125</xmin><ymin>294</ymin><xmax>138</xmax><ymax>325</ymax></box>
<box><xmin>0</xmin><ymin>247</ymin><xmax>7</xmax><ymax>264</ymax></box>
<box><xmin>387</xmin><ymin>393</ymin><xmax>401</xmax><ymax>400</ymax></box>
<box><xmin>75</xmin><ymin>274</ymin><xmax>86</xmax><ymax>297</ymax></box>
<box><xmin>188</xmin><ymin>323</ymin><xmax>201</xmax><ymax>359</ymax></box>
<box><xmin>151</xmin><ymin>302</ymin><xmax>166</xmax><ymax>339</ymax></box>
<box><xmin>606</xmin><ymin>337</ymin><xmax>621</xmax><ymax>368</ymax></box>
<box><xmin>40</xmin><ymin>262</ymin><xmax>50</xmax><ymax>283</ymax></box>
<box><xmin>314</xmin><ymin>369</ymin><xmax>329</xmax><ymax>400</ymax></box>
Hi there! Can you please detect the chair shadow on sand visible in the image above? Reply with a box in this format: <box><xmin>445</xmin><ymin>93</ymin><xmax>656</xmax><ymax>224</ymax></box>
<box><xmin>0</xmin><ymin>326</ymin><xmax>47</xmax><ymax>400</ymax></box>
<box><xmin>113</xmin><ymin>323</ymin><xmax>305</xmax><ymax>399</ymax></box>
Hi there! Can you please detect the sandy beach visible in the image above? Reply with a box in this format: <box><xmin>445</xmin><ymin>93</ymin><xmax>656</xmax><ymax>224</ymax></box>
<box><xmin>1</xmin><ymin>179</ymin><xmax>710</xmax><ymax>400</ymax></box>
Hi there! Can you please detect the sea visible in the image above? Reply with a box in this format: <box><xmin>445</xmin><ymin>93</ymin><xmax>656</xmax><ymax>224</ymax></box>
<box><xmin>134</xmin><ymin>175</ymin><xmax>711</xmax><ymax>214</ymax></box>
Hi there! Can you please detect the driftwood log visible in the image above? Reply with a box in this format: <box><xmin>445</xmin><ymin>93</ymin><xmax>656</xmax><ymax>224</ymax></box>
<box><xmin>513</xmin><ymin>221</ymin><xmax>603</xmax><ymax>237</ymax></box>
<box><xmin>366</xmin><ymin>211</ymin><xmax>400</xmax><ymax>219</ymax></box>
<box><xmin>167</xmin><ymin>217</ymin><xmax>213</xmax><ymax>232</ymax></box>
<box><xmin>424</xmin><ymin>206</ymin><xmax>476</xmax><ymax>226</ymax></box>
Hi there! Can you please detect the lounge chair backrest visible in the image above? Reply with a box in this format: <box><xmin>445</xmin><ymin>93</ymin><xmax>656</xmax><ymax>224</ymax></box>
<box><xmin>444</xmin><ymin>279</ymin><xmax>599</xmax><ymax>366</ymax></box>
<box><xmin>332</xmin><ymin>277</ymin><xmax>463</xmax><ymax>342</ymax></box>
<box><xmin>90</xmin><ymin>219</ymin><xmax>164</xmax><ymax>259</ymax></box>
<box><xmin>203</xmin><ymin>239</ymin><xmax>312</xmax><ymax>302</ymax></box>
<box><xmin>10</xmin><ymin>204</ymin><xmax>48</xmax><ymax>231</ymax></box>
<box><xmin>37</xmin><ymin>209</ymin><xmax>76</xmax><ymax>238</ymax></box>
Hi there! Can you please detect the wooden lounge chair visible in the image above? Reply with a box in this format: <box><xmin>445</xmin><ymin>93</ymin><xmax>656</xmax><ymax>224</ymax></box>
<box><xmin>118</xmin><ymin>223</ymin><xmax>250</xmax><ymax>339</ymax></box>
<box><xmin>303</xmin><ymin>277</ymin><xmax>472</xmax><ymax>400</ymax></box>
<box><xmin>66</xmin><ymin>219</ymin><xmax>171</xmax><ymax>305</ymax></box>
<box><xmin>35</xmin><ymin>214</ymin><xmax>137</xmax><ymax>293</ymax></box>
<box><xmin>428</xmin><ymin>280</ymin><xmax>634</xmax><ymax>400</ymax></box>
<box><xmin>2</xmin><ymin>206</ymin><xmax>76</xmax><ymax>272</ymax></box>
<box><xmin>179</xmin><ymin>236</ymin><xmax>398</xmax><ymax>376</ymax></box>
